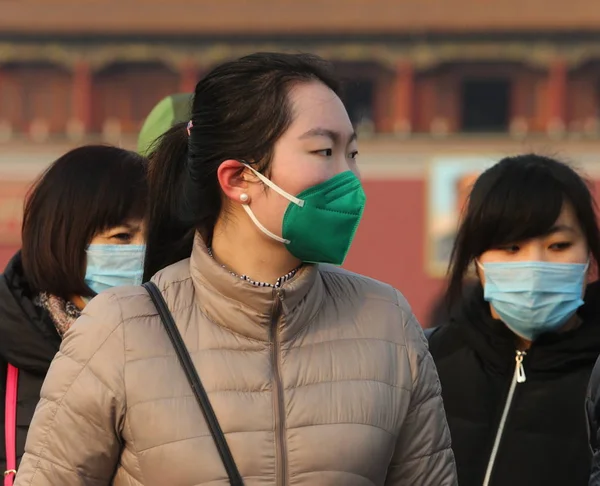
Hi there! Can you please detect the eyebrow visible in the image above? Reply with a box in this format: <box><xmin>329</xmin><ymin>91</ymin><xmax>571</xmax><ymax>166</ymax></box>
<box><xmin>111</xmin><ymin>222</ymin><xmax>139</xmax><ymax>232</ymax></box>
<box><xmin>298</xmin><ymin>127</ymin><xmax>357</xmax><ymax>144</ymax></box>
<box><xmin>546</xmin><ymin>224</ymin><xmax>577</xmax><ymax>235</ymax></box>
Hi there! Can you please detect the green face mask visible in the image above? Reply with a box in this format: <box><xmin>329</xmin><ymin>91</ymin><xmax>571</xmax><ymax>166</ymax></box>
<box><xmin>241</xmin><ymin>165</ymin><xmax>366</xmax><ymax>265</ymax></box>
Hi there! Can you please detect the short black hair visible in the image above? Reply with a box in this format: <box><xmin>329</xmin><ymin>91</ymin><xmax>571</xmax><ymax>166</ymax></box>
<box><xmin>447</xmin><ymin>154</ymin><xmax>600</xmax><ymax>302</ymax></box>
<box><xmin>144</xmin><ymin>52</ymin><xmax>340</xmax><ymax>279</ymax></box>
<box><xmin>21</xmin><ymin>145</ymin><xmax>148</xmax><ymax>300</ymax></box>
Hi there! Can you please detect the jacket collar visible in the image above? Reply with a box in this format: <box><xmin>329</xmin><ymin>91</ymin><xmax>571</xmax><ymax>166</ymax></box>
<box><xmin>0</xmin><ymin>252</ymin><xmax>61</xmax><ymax>371</ymax></box>
<box><xmin>189</xmin><ymin>234</ymin><xmax>324</xmax><ymax>342</ymax></box>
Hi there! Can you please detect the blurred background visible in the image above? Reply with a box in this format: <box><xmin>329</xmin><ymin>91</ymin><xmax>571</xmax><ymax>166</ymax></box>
<box><xmin>1</xmin><ymin>0</ymin><xmax>599</xmax><ymax>326</ymax></box>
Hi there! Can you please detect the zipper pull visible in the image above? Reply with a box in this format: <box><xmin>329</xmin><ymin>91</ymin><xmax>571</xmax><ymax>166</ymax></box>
<box><xmin>516</xmin><ymin>351</ymin><xmax>527</xmax><ymax>384</ymax></box>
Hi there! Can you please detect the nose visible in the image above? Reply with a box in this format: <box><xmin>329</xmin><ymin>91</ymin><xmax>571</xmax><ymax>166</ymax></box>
<box><xmin>334</xmin><ymin>155</ymin><xmax>359</xmax><ymax>178</ymax></box>
<box><xmin>132</xmin><ymin>230</ymin><xmax>146</xmax><ymax>245</ymax></box>
<box><xmin>519</xmin><ymin>242</ymin><xmax>545</xmax><ymax>262</ymax></box>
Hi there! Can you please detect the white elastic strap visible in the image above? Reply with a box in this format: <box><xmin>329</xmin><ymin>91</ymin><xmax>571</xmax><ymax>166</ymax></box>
<box><xmin>242</xmin><ymin>204</ymin><xmax>290</xmax><ymax>244</ymax></box>
<box><xmin>244</xmin><ymin>164</ymin><xmax>304</xmax><ymax>207</ymax></box>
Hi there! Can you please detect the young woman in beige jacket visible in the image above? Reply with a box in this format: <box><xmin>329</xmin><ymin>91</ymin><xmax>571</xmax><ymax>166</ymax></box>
<box><xmin>15</xmin><ymin>52</ymin><xmax>456</xmax><ymax>486</ymax></box>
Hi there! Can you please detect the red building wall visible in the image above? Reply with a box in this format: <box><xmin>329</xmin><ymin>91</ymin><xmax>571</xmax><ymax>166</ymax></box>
<box><xmin>344</xmin><ymin>179</ymin><xmax>444</xmax><ymax>325</ymax></box>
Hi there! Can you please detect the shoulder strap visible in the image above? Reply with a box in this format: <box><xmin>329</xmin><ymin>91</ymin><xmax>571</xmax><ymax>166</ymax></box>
<box><xmin>143</xmin><ymin>282</ymin><xmax>243</xmax><ymax>486</ymax></box>
<box><xmin>4</xmin><ymin>364</ymin><xmax>18</xmax><ymax>486</ymax></box>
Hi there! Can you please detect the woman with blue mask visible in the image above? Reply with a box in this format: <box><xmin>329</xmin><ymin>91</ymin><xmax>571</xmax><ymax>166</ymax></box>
<box><xmin>0</xmin><ymin>145</ymin><xmax>147</xmax><ymax>481</ymax></box>
<box><xmin>425</xmin><ymin>154</ymin><xmax>600</xmax><ymax>486</ymax></box>
<box><xmin>14</xmin><ymin>53</ymin><xmax>457</xmax><ymax>486</ymax></box>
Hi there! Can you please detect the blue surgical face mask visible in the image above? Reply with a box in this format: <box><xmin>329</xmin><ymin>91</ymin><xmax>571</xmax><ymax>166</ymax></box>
<box><xmin>85</xmin><ymin>244</ymin><xmax>145</xmax><ymax>294</ymax></box>
<box><xmin>479</xmin><ymin>260</ymin><xmax>588</xmax><ymax>341</ymax></box>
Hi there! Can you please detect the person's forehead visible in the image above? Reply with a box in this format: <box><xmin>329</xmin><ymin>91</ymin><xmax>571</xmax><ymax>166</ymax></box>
<box><xmin>556</xmin><ymin>203</ymin><xmax>577</xmax><ymax>223</ymax></box>
<box><xmin>287</xmin><ymin>83</ymin><xmax>352</xmax><ymax>134</ymax></box>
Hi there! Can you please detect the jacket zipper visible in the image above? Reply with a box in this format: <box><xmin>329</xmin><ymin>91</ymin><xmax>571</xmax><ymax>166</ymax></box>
<box><xmin>482</xmin><ymin>350</ymin><xmax>527</xmax><ymax>486</ymax></box>
<box><xmin>270</xmin><ymin>288</ymin><xmax>287</xmax><ymax>486</ymax></box>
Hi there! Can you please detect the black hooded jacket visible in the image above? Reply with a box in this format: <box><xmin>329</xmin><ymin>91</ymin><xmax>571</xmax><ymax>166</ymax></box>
<box><xmin>428</xmin><ymin>281</ymin><xmax>600</xmax><ymax>486</ymax></box>
<box><xmin>0</xmin><ymin>252</ymin><xmax>61</xmax><ymax>472</ymax></box>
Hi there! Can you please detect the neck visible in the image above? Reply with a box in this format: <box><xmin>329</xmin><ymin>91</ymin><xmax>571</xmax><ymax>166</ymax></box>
<box><xmin>211</xmin><ymin>218</ymin><xmax>302</xmax><ymax>285</ymax></box>
<box><xmin>70</xmin><ymin>295</ymin><xmax>87</xmax><ymax>311</ymax></box>
<box><xmin>516</xmin><ymin>337</ymin><xmax>532</xmax><ymax>351</ymax></box>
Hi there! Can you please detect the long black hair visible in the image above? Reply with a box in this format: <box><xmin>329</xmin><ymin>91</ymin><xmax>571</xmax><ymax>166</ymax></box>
<box><xmin>447</xmin><ymin>154</ymin><xmax>600</xmax><ymax>303</ymax></box>
<box><xmin>143</xmin><ymin>52</ymin><xmax>341</xmax><ymax>280</ymax></box>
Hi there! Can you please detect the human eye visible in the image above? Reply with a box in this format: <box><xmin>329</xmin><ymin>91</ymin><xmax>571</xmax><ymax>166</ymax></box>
<box><xmin>497</xmin><ymin>244</ymin><xmax>520</xmax><ymax>254</ymax></box>
<box><xmin>348</xmin><ymin>150</ymin><xmax>359</xmax><ymax>160</ymax></box>
<box><xmin>111</xmin><ymin>232</ymin><xmax>133</xmax><ymax>244</ymax></box>
<box><xmin>313</xmin><ymin>148</ymin><xmax>333</xmax><ymax>157</ymax></box>
<box><xmin>549</xmin><ymin>241</ymin><xmax>572</xmax><ymax>251</ymax></box>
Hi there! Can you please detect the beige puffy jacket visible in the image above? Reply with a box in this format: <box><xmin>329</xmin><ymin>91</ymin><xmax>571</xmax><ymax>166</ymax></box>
<box><xmin>15</xmin><ymin>237</ymin><xmax>456</xmax><ymax>486</ymax></box>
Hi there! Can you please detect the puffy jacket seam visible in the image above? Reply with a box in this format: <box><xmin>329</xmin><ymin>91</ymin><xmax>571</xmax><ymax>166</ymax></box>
<box><xmin>287</xmin><ymin>378</ymin><xmax>411</xmax><ymax>393</ymax></box>
<box><xmin>27</xmin><ymin>309</ymin><xmax>124</xmax><ymax>485</ymax></box>
<box><xmin>386</xmin><ymin>447</ymin><xmax>453</xmax><ymax>468</ymax></box>
<box><xmin>318</xmin><ymin>267</ymin><xmax>396</xmax><ymax>292</ymax></box>
<box><xmin>128</xmin><ymin>390</ymin><xmax>271</xmax><ymax>409</ymax></box>
<box><xmin>294</xmin><ymin>469</ymin><xmax>376</xmax><ymax>485</ymax></box>
<box><xmin>125</xmin><ymin>346</ymin><xmax>264</xmax><ymax>366</ymax></box>
<box><xmin>137</xmin><ymin>433</ymin><xmax>214</xmax><ymax>453</ymax></box>
<box><xmin>39</xmin><ymin>396</ymin><xmax>115</xmax><ymax>439</ymax></box>
<box><xmin>116</xmin><ymin>462</ymin><xmax>142</xmax><ymax>485</ymax></box>
<box><xmin>119</xmin><ymin>302</ymin><xmax>196</xmax><ymax>327</ymax></box>
<box><xmin>23</xmin><ymin>453</ymin><xmax>111</xmax><ymax>482</ymax></box>
<box><xmin>195</xmin><ymin>304</ymin><xmax>267</xmax><ymax>344</ymax></box>
<box><xmin>287</xmin><ymin>421</ymin><xmax>398</xmax><ymax>438</ymax></box>
<box><xmin>187</xmin><ymin>268</ymin><xmax>272</xmax><ymax>329</ymax></box>
<box><xmin>156</xmin><ymin>276</ymin><xmax>192</xmax><ymax>295</ymax></box>
<box><xmin>290</xmin><ymin>337</ymin><xmax>408</xmax><ymax>350</ymax></box>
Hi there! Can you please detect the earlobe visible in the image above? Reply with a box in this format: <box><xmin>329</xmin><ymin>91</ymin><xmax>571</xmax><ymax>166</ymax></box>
<box><xmin>217</xmin><ymin>159</ymin><xmax>250</xmax><ymax>203</ymax></box>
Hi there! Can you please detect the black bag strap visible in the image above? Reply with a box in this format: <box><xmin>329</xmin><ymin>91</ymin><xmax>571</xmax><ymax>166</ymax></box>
<box><xmin>143</xmin><ymin>282</ymin><xmax>244</xmax><ymax>486</ymax></box>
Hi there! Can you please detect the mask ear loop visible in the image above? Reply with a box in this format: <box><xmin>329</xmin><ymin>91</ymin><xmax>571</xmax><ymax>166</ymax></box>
<box><xmin>237</xmin><ymin>163</ymin><xmax>294</xmax><ymax>244</ymax></box>
<box><xmin>243</xmin><ymin>163</ymin><xmax>305</xmax><ymax>207</ymax></box>
<box><xmin>240</xmin><ymin>205</ymin><xmax>290</xmax><ymax>244</ymax></box>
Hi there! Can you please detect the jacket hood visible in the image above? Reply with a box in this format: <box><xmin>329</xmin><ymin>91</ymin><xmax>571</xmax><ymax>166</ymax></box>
<box><xmin>0</xmin><ymin>252</ymin><xmax>60</xmax><ymax>372</ymax></box>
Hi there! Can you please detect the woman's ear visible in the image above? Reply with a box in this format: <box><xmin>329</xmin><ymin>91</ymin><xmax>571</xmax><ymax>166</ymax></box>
<box><xmin>473</xmin><ymin>259</ymin><xmax>485</xmax><ymax>286</ymax></box>
<box><xmin>586</xmin><ymin>253</ymin><xmax>595</xmax><ymax>282</ymax></box>
<box><xmin>217</xmin><ymin>160</ymin><xmax>250</xmax><ymax>204</ymax></box>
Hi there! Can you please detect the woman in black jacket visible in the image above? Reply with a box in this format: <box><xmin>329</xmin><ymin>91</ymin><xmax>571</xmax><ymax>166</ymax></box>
<box><xmin>428</xmin><ymin>154</ymin><xmax>600</xmax><ymax>486</ymax></box>
<box><xmin>0</xmin><ymin>145</ymin><xmax>147</xmax><ymax>479</ymax></box>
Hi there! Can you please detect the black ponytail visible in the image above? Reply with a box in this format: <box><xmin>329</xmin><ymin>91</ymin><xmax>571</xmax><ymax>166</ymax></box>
<box><xmin>143</xmin><ymin>122</ymin><xmax>195</xmax><ymax>281</ymax></box>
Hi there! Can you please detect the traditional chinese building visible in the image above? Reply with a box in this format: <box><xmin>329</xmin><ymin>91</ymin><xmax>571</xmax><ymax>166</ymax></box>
<box><xmin>1</xmin><ymin>0</ymin><xmax>600</xmax><ymax>322</ymax></box>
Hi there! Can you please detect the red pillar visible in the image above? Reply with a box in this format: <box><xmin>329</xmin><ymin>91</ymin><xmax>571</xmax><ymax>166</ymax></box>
<box><xmin>179</xmin><ymin>61</ymin><xmax>199</xmax><ymax>93</ymax></box>
<box><xmin>71</xmin><ymin>60</ymin><xmax>92</xmax><ymax>133</ymax></box>
<box><xmin>390</xmin><ymin>60</ymin><xmax>415</xmax><ymax>134</ymax></box>
<box><xmin>546</xmin><ymin>58</ymin><xmax>567</xmax><ymax>134</ymax></box>
<box><xmin>373</xmin><ymin>74</ymin><xmax>392</xmax><ymax>133</ymax></box>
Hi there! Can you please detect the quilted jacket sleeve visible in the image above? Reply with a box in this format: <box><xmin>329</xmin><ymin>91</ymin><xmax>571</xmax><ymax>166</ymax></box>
<box><xmin>587</xmin><ymin>356</ymin><xmax>600</xmax><ymax>486</ymax></box>
<box><xmin>14</xmin><ymin>292</ymin><xmax>126</xmax><ymax>486</ymax></box>
<box><xmin>385</xmin><ymin>293</ymin><xmax>457</xmax><ymax>486</ymax></box>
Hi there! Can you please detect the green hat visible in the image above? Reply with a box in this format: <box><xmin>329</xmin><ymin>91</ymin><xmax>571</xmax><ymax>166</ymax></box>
<box><xmin>137</xmin><ymin>93</ymin><xmax>193</xmax><ymax>156</ymax></box>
